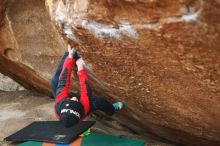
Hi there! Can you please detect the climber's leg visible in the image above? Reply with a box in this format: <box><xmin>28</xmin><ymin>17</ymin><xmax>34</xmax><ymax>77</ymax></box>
<box><xmin>91</xmin><ymin>97</ymin><xmax>115</xmax><ymax>116</ymax></box>
<box><xmin>91</xmin><ymin>97</ymin><xmax>125</xmax><ymax>116</ymax></box>
<box><xmin>50</xmin><ymin>52</ymin><xmax>68</xmax><ymax>98</ymax></box>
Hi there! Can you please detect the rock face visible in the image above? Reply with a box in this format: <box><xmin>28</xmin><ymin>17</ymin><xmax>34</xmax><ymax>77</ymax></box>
<box><xmin>0</xmin><ymin>0</ymin><xmax>66</xmax><ymax>96</ymax></box>
<box><xmin>0</xmin><ymin>0</ymin><xmax>220</xmax><ymax>145</ymax></box>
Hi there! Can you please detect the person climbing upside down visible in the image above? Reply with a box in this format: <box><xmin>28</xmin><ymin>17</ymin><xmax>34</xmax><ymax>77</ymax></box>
<box><xmin>51</xmin><ymin>45</ymin><xmax>125</xmax><ymax>127</ymax></box>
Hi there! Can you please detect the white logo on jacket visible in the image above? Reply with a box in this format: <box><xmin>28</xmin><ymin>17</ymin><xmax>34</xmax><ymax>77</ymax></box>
<box><xmin>61</xmin><ymin>109</ymin><xmax>81</xmax><ymax>119</ymax></box>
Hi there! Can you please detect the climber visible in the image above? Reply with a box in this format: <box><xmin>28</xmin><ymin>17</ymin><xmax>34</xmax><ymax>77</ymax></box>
<box><xmin>50</xmin><ymin>45</ymin><xmax>125</xmax><ymax>127</ymax></box>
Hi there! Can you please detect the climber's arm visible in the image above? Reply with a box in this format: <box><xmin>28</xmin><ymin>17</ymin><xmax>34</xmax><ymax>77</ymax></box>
<box><xmin>77</xmin><ymin>58</ymin><xmax>91</xmax><ymax>116</ymax></box>
<box><xmin>55</xmin><ymin>47</ymin><xmax>75</xmax><ymax>103</ymax></box>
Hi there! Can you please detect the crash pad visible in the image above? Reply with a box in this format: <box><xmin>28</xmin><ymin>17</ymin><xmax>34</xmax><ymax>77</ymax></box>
<box><xmin>81</xmin><ymin>132</ymin><xmax>145</xmax><ymax>146</ymax></box>
<box><xmin>5</xmin><ymin>121</ymin><xmax>95</xmax><ymax>144</ymax></box>
<box><xmin>17</xmin><ymin>132</ymin><xmax>145</xmax><ymax>146</ymax></box>
<box><xmin>17</xmin><ymin>137</ymin><xmax>83</xmax><ymax>146</ymax></box>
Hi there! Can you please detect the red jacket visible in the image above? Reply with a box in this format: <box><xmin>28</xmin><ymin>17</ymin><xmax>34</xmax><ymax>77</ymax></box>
<box><xmin>54</xmin><ymin>57</ymin><xmax>91</xmax><ymax>120</ymax></box>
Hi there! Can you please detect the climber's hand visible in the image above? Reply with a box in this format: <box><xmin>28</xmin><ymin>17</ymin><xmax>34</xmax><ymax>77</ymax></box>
<box><xmin>67</xmin><ymin>45</ymin><xmax>80</xmax><ymax>60</ymax></box>
<box><xmin>76</xmin><ymin>58</ymin><xmax>85</xmax><ymax>71</ymax></box>
<box><xmin>68</xmin><ymin>45</ymin><xmax>75</xmax><ymax>58</ymax></box>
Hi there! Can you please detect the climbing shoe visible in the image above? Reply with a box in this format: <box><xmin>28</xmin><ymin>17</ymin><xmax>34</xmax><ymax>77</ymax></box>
<box><xmin>113</xmin><ymin>101</ymin><xmax>125</xmax><ymax>111</ymax></box>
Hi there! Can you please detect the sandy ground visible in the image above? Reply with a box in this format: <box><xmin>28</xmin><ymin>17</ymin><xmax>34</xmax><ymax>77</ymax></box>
<box><xmin>0</xmin><ymin>90</ymin><xmax>173</xmax><ymax>146</ymax></box>
<box><xmin>0</xmin><ymin>73</ymin><xmax>25</xmax><ymax>91</ymax></box>
<box><xmin>0</xmin><ymin>91</ymin><xmax>54</xmax><ymax>146</ymax></box>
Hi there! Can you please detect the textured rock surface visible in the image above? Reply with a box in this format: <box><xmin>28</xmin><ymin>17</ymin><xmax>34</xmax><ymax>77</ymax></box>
<box><xmin>0</xmin><ymin>0</ymin><xmax>66</xmax><ymax>96</ymax></box>
<box><xmin>0</xmin><ymin>0</ymin><xmax>220</xmax><ymax>145</ymax></box>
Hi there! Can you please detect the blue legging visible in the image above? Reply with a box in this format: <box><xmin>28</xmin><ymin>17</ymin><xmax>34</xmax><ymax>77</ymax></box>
<box><xmin>50</xmin><ymin>52</ymin><xmax>115</xmax><ymax>116</ymax></box>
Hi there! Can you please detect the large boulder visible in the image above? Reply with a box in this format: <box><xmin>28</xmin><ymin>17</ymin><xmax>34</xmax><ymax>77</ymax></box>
<box><xmin>0</xmin><ymin>0</ymin><xmax>67</xmax><ymax>96</ymax></box>
<box><xmin>0</xmin><ymin>0</ymin><xmax>219</xmax><ymax>145</ymax></box>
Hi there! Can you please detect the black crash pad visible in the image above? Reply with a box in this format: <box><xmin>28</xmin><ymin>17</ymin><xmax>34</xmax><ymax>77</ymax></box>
<box><xmin>4</xmin><ymin>121</ymin><xmax>95</xmax><ymax>144</ymax></box>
